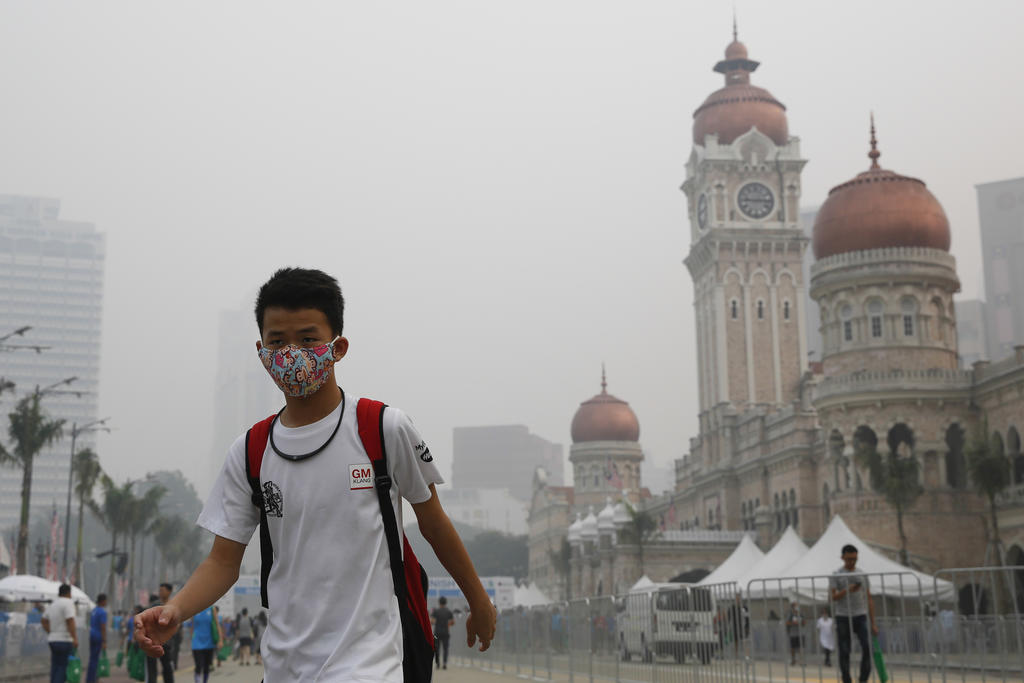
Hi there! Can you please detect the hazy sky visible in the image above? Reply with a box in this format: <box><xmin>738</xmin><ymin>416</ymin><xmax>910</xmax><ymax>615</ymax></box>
<box><xmin>1</xmin><ymin>1</ymin><xmax>1020</xmax><ymax>498</ymax></box>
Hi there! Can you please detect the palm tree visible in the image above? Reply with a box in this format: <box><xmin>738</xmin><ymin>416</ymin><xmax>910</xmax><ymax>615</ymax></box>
<box><xmin>0</xmin><ymin>394</ymin><xmax>65</xmax><ymax>573</ymax></box>
<box><xmin>127</xmin><ymin>485</ymin><xmax>166</xmax><ymax>605</ymax></box>
<box><xmin>853</xmin><ymin>425</ymin><xmax>923</xmax><ymax>566</ymax></box>
<box><xmin>93</xmin><ymin>476</ymin><xmax>135</xmax><ymax>601</ymax></box>
<box><xmin>966</xmin><ymin>424</ymin><xmax>1012</xmax><ymax>567</ymax></box>
<box><xmin>620</xmin><ymin>502</ymin><xmax>660</xmax><ymax>578</ymax></box>
<box><xmin>71</xmin><ymin>448</ymin><xmax>103</xmax><ymax>585</ymax></box>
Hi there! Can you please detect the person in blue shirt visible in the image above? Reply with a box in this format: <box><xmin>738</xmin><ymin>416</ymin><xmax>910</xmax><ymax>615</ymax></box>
<box><xmin>86</xmin><ymin>593</ymin><xmax>108</xmax><ymax>683</ymax></box>
<box><xmin>190</xmin><ymin>606</ymin><xmax>218</xmax><ymax>683</ymax></box>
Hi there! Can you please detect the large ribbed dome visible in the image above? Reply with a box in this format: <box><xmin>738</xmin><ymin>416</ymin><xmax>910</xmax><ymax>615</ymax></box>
<box><xmin>692</xmin><ymin>36</ymin><xmax>788</xmax><ymax>146</ymax></box>
<box><xmin>813</xmin><ymin>120</ymin><xmax>950</xmax><ymax>260</ymax></box>
<box><xmin>570</xmin><ymin>370</ymin><xmax>640</xmax><ymax>444</ymax></box>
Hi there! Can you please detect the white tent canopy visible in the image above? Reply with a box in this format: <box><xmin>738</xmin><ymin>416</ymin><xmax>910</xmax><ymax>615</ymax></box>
<box><xmin>0</xmin><ymin>575</ymin><xmax>95</xmax><ymax>609</ymax></box>
<box><xmin>746</xmin><ymin>515</ymin><xmax>956</xmax><ymax>602</ymax></box>
<box><xmin>698</xmin><ymin>533</ymin><xmax>765</xmax><ymax>586</ymax></box>
<box><xmin>628</xmin><ymin>575</ymin><xmax>680</xmax><ymax>593</ymax></box>
<box><xmin>735</xmin><ymin>526</ymin><xmax>809</xmax><ymax>595</ymax></box>
<box><xmin>513</xmin><ymin>582</ymin><xmax>551</xmax><ymax>607</ymax></box>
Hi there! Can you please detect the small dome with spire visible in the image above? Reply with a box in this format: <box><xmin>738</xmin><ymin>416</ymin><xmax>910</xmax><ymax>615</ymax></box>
<box><xmin>580</xmin><ymin>507</ymin><xmax>599</xmax><ymax>541</ymax></box>
<box><xmin>812</xmin><ymin>116</ymin><xmax>951</xmax><ymax>259</ymax></box>
<box><xmin>570</xmin><ymin>367</ymin><xmax>641</xmax><ymax>444</ymax></box>
<box><xmin>692</xmin><ymin>23</ymin><xmax>788</xmax><ymax>146</ymax></box>
<box><xmin>567</xmin><ymin>512</ymin><xmax>583</xmax><ymax>544</ymax></box>
<box><xmin>613</xmin><ymin>500</ymin><xmax>630</xmax><ymax>528</ymax></box>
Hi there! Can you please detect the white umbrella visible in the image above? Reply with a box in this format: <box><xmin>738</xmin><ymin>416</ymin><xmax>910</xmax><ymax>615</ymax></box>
<box><xmin>0</xmin><ymin>574</ymin><xmax>95</xmax><ymax>609</ymax></box>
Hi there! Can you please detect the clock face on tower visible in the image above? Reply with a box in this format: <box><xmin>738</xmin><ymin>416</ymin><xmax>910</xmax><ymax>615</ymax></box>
<box><xmin>737</xmin><ymin>182</ymin><xmax>775</xmax><ymax>220</ymax></box>
<box><xmin>697</xmin><ymin>194</ymin><xmax>708</xmax><ymax>230</ymax></box>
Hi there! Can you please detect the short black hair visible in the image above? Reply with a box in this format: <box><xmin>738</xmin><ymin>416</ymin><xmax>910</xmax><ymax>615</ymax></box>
<box><xmin>841</xmin><ymin>544</ymin><xmax>858</xmax><ymax>555</ymax></box>
<box><xmin>58</xmin><ymin>583</ymin><xmax>71</xmax><ymax>597</ymax></box>
<box><xmin>242</xmin><ymin>608</ymin><xmax>248</xmax><ymax>616</ymax></box>
<box><xmin>97</xmin><ymin>593</ymin><xmax>107</xmax><ymax>604</ymax></box>
<box><xmin>439</xmin><ymin>597</ymin><xmax>447</xmax><ymax>606</ymax></box>
<box><xmin>160</xmin><ymin>583</ymin><xmax>173</xmax><ymax>592</ymax></box>
<box><xmin>255</xmin><ymin>268</ymin><xmax>345</xmax><ymax>337</ymax></box>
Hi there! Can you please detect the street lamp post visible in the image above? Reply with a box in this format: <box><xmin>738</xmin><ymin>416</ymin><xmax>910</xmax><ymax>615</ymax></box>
<box><xmin>62</xmin><ymin>417</ymin><xmax>110</xmax><ymax>584</ymax></box>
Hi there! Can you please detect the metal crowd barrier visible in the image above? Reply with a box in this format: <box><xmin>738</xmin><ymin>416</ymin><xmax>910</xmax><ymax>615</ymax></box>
<box><xmin>451</xmin><ymin>566</ymin><xmax>1024</xmax><ymax>683</ymax></box>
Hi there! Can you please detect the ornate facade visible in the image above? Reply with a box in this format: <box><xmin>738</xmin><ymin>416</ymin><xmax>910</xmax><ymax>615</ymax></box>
<box><xmin>527</xmin><ymin>30</ymin><xmax>1024</xmax><ymax>602</ymax></box>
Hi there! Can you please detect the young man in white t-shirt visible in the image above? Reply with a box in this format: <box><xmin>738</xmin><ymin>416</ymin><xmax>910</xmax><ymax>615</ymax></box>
<box><xmin>42</xmin><ymin>583</ymin><xmax>78</xmax><ymax>683</ymax></box>
<box><xmin>134</xmin><ymin>268</ymin><xmax>497</xmax><ymax>682</ymax></box>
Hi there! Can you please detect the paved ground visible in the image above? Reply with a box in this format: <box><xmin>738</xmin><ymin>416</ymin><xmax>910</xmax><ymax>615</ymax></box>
<box><xmin>12</xmin><ymin>656</ymin><xmax>513</xmax><ymax>682</ymax></box>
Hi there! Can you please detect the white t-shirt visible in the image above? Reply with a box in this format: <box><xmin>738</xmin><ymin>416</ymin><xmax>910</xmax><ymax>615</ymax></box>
<box><xmin>198</xmin><ymin>395</ymin><xmax>444</xmax><ymax>683</ymax></box>
<box><xmin>44</xmin><ymin>597</ymin><xmax>76</xmax><ymax>642</ymax></box>
<box><xmin>817</xmin><ymin>616</ymin><xmax>835</xmax><ymax>650</ymax></box>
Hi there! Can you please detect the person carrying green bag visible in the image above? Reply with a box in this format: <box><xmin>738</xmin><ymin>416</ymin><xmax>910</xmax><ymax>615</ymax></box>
<box><xmin>86</xmin><ymin>593</ymin><xmax>109</xmax><ymax>683</ymax></box>
<box><xmin>830</xmin><ymin>544</ymin><xmax>880</xmax><ymax>683</ymax></box>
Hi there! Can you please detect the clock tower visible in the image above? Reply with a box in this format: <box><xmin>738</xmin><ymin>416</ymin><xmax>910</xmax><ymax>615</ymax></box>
<box><xmin>681</xmin><ymin>31</ymin><xmax>809</xmax><ymax>458</ymax></box>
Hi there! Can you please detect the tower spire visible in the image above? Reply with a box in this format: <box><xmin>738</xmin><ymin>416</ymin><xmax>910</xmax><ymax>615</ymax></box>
<box><xmin>733</xmin><ymin>5</ymin><xmax>738</xmax><ymax>41</ymax></box>
<box><xmin>601</xmin><ymin>363</ymin><xmax>607</xmax><ymax>394</ymax></box>
<box><xmin>868</xmin><ymin>112</ymin><xmax>881</xmax><ymax>170</ymax></box>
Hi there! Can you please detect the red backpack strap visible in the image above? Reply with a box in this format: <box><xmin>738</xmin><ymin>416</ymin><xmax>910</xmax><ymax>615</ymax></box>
<box><xmin>356</xmin><ymin>399</ymin><xmax>435</xmax><ymax>652</ymax></box>
<box><xmin>244</xmin><ymin>414</ymin><xmax>277</xmax><ymax>609</ymax></box>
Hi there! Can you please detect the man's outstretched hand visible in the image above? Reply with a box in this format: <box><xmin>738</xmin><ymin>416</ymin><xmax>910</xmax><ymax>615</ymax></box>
<box><xmin>466</xmin><ymin>603</ymin><xmax>497</xmax><ymax>652</ymax></box>
<box><xmin>134</xmin><ymin>605</ymin><xmax>183</xmax><ymax>657</ymax></box>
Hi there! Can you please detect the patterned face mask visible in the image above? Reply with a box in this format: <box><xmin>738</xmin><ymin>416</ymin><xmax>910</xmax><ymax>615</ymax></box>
<box><xmin>258</xmin><ymin>336</ymin><xmax>340</xmax><ymax>398</ymax></box>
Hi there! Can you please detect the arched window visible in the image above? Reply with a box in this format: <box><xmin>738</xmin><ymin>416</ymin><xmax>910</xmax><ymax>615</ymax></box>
<box><xmin>757</xmin><ymin>300</ymin><xmax>765</xmax><ymax>320</ymax></box>
<box><xmin>945</xmin><ymin>424</ymin><xmax>967</xmax><ymax>490</ymax></box>
<box><xmin>823</xmin><ymin>483</ymin><xmax>831</xmax><ymax>521</ymax></box>
<box><xmin>1008</xmin><ymin>427</ymin><xmax>1023</xmax><ymax>485</ymax></box>
<box><xmin>790</xmin><ymin>488</ymin><xmax>798</xmax><ymax>529</ymax></box>
<box><xmin>901</xmin><ymin>297</ymin><xmax>918</xmax><ymax>337</ymax></box>
<box><xmin>783</xmin><ymin>300</ymin><xmax>791</xmax><ymax>321</ymax></box>
<box><xmin>868</xmin><ymin>299</ymin><xmax>885</xmax><ymax>339</ymax></box>
<box><xmin>840</xmin><ymin>304</ymin><xmax>854</xmax><ymax>342</ymax></box>
<box><xmin>731</xmin><ymin>299</ymin><xmax>739</xmax><ymax>320</ymax></box>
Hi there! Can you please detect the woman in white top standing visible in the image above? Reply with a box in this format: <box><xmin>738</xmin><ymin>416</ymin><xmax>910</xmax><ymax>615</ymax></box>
<box><xmin>816</xmin><ymin>607</ymin><xmax>835</xmax><ymax>667</ymax></box>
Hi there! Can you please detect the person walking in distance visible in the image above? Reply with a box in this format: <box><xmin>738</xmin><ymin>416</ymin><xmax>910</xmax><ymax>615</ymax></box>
<box><xmin>86</xmin><ymin>593</ymin><xmax>108</xmax><ymax>683</ymax></box>
<box><xmin>830</xmin><ymin>544</ymin><xmax>878</xmax><ymax>683</ymax></box>
<box><xmin>147</xmin><ymin>586</ymin><xmax>176</xmax><ymax>682</ymax></box>
<box><xmin>236</xmin><ymin>608</ymin><xmax>254</xmax><ymax>665</ymax></box>
<box><xmin>134</xmin><ymin>268</ymin><xmax>496</xmax><ymax>682</ymax></box>
<box><xmin>41</xmin><ymin>583</ymin><xmax>78</xmax><ymax>683</ymax></box>
<box><xmin>431</xmin><ymin>597</ymin><xmax>455</xmax><ymax>670</ymax></box>
<box><xmin>786</xmin><ymin>601</ymin><xmax>804</xmax><ymax>666</ymax></box>
<box><xmin>188</xmin><ymin>605</ymin><xmax>217</xmax><ymax>683</ymax></box>
<box><xmin>817</xmin><ymin>607</ymin><xmax>835</xmax><ymax>667</ymax></box>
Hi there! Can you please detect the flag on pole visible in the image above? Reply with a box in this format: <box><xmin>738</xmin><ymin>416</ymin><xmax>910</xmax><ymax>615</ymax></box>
<box><xmin>667</xmin><ymin>502</ymin><xmax>678</xmax><ymax>527</ymax></box>
<box><xmin>605</xmin><ymin>458</ymin><xmax>623</xmax><ymax>490</ymax></box>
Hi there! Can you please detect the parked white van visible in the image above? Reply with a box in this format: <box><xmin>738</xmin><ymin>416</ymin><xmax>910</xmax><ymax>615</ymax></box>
<box><xmin>618</xmin><ymin>584</ymin><xmax>718</xmax><ymax>664</ymax></box>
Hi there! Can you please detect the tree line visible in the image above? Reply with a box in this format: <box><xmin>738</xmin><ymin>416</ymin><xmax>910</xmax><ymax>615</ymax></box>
<box><xmin>1</xmin><ymin>385</ymin><xmax>207</xmax><ymax>607</ymax></box>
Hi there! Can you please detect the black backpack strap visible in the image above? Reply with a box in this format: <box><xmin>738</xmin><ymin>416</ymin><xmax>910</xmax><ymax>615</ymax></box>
<box><xmin>245</xmin><ymin>415</ymin><xmax>276</xmax><ymax>609</ymax></box>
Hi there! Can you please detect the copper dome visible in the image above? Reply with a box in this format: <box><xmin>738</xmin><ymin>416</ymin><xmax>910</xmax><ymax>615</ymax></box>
<box><xmin>692</xmin><ymin>37</ymin><xmax>788</xmax><ymax>146</ymax></box>
<box><xmin>570</xmin><ymin>371</ymin><xmax>640</xmax><ymax>444</ymax></box>
<box><xmin>812</xmin><ymin>120</ymin><xmax>951</xmax><ymax>260</ymax></box>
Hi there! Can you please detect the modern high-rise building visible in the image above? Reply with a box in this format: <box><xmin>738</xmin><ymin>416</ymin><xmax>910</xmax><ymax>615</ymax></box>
<box><xmin>452</xmin><ymin>425</ymin><xmax>562</xmax><ymax>502</ymax></box>
<box><xmin>954</xmin><ymin>299</ymin><xmax>988</xmax><ymax>367</ymax></box>
<box><xmin>976</xmin><ymin>177</ymin><xmax>1024</xmax><ymax>362</ymax></box>
<box><xmin>0</xmin><ymin>195</ymin><xmax>105</xmax><ymax>535</ymax></box>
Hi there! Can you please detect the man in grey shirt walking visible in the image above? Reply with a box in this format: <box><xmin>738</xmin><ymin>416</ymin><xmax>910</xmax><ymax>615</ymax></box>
<box><xmin>829</xmin><ymin>544</ymin><xmax>878</xmax><ymax>683</ymax></box>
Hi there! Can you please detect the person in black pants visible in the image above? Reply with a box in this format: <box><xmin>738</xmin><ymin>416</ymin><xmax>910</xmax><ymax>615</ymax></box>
<box><xmin>431</xmin><ymin>597</ymin><xmax>454</xmax><ymax>670</ymax></box>
<box><xmin>146</xmin><ymin>586</ymin><xmax>175</xmax><ymax>683</ymax></box>
<box><xmin>829</xmin><ymin>545</ymin><xmax>878</xmax><ymax>683</ymax></box>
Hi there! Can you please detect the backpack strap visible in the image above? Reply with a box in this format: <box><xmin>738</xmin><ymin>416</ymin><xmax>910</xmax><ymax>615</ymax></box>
<box><xmin>244</xmin><ymin>414</ymin><xmax>276</xmax><ymax>609</ymax></box>
<box><xmin>356</xmin><ymin>399</ymin><xmax>411</xmax><ymax>606</ymax></box>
